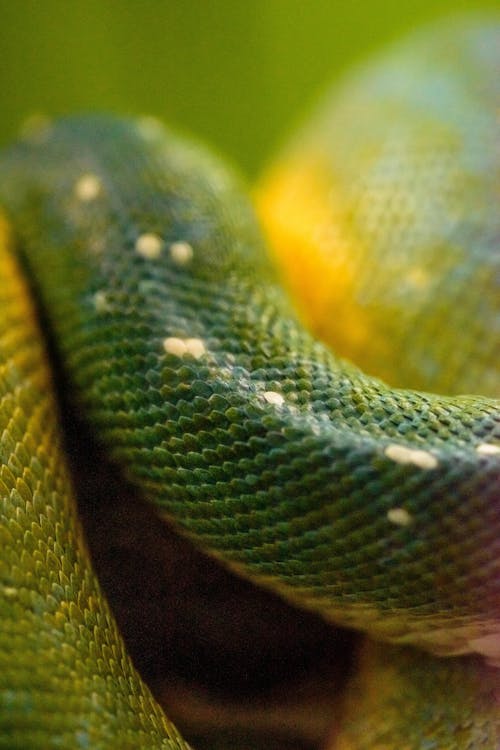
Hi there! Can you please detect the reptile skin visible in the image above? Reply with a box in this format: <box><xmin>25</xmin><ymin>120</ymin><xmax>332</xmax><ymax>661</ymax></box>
<box><xmin>0</xmin><ymin>15</ymin><xmax>499</xmax><ymax>750</ymax></box>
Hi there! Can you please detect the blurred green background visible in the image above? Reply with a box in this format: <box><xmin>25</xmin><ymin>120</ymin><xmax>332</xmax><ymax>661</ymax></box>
<box><xmin>0</xmin><ymin>0</ymin><xmax>497</xmax><ymax>178</ymax></box>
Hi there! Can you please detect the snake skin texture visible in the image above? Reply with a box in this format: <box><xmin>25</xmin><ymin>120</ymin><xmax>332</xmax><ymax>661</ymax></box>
<box><xmin>0</xmin><ymin>15</ymin><xmax>499</xmax><ymax>750</ymax></box>
<box><xmin>258</xmin><ymin>16</ymin><xmax>500</xmax><ymax>400</ymax></box>
<box><xmin>0</xmin><ymin>220</ymin><xmax>187</xmax><ymax>748</ymax></box>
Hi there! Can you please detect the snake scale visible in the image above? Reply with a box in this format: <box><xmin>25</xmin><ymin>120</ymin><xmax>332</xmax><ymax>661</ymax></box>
<box><xmin>0</xmin><ymin>14</ymin><xmax>499</xmax><ymax>750</ymax></box>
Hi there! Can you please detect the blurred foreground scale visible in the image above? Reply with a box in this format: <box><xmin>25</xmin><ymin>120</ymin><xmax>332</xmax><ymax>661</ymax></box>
<box><xmin>258</xmin><ymin>15</ymin><xmax>500</xmax><ymax>397</ymax></box>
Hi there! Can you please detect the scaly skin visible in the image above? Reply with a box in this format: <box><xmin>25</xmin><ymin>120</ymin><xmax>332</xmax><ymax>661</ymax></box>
<box><xmin>331</xmin><ymin>642</ymin><xmax>500</xmax><ymax>750</ymax></box>
<box><xmin>258</xmin><ymin>15</ymin><xmax>500</xmax><ymax>398</ymax></box>
<box><xmin>0</xmin><ymin>220</ymin><xmax>188</xmax><ymax>748</ymax></box>
<box><xmin>0</xmin><ymin>15</ymin><xmax>499</xmax><ymax>750</ymax></box>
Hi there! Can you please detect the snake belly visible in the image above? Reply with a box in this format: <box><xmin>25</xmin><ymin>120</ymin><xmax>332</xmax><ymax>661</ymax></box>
<box><xmin>0</xmin><ymin>16</ymin><xmax>499</xmax><ymax>750</ymax></box>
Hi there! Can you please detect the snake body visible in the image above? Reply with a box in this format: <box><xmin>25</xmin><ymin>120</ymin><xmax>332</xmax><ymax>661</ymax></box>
<box><xmin>0</xmin><ymin>15</ymin><xmax>499</xmax><ymax>750</ymax></box>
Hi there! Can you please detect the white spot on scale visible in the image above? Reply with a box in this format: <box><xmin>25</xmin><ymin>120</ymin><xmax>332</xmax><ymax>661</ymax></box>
<box><xmin>135</xmin><ymin>233</ymin><xmax>164</xmax><ymax>259</ymax></box>
<box><xmin>263</xmin><ymin>391</ymin><xmax>285</xmax><ymax>406</ymax></box>
<box><xmin>476</xmin><ymin>443</ymin><xmax>500</xmax><ymax>456</ymax></box>
<box><xmin>75</xmin><ymin>174</ymin><xmax>102</xmax><ymax>202</ymax></box>
<box><xmin>384</xmin><ymin>444</ymin><xmax>438</xmax><ymax>470</ymax></box>
<box><xmin>162</xmin><ymin>338</ymin><xmax>188</xmax><ymax>357</ymax></box>
<box><xmin>93</xmin><ymin>291</ymin><xmax>112</xmax><ymax>313</ymax></box>
<box><xmin>169</xmin><ymin>241</ymin><xmax>193</xmax><ymax>266</ymax></box>
<box><xmin>163</xmin><ymin>337</ymin><xmax>206</xmax><ymax>359</ymax></box>
<box><xmin>387</xmin><ymin>507</ymin><xmax>413</xmax><ymax>527</ymax></box>
<box><xmin>185</xmin><ymin>338</ymin><xmax>206</xmax><ymax>359</ymax></box>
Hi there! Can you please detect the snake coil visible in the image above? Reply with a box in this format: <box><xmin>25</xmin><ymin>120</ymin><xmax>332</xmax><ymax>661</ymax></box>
<box><xmin>0</xmin><ymin>14</ymin><xmax>499</xmax><ymax>750</ymax></box>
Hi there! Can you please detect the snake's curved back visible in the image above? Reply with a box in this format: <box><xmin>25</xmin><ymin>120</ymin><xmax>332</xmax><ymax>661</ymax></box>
<box><xmin>258</xmin><ymin>15</ymin><xmax>500</xmax><ymax>399</ymax></box>
<box><xmin>0</xmin><ymin>14</ymin><xmax>499</xmax><ymax>750</ymax></box>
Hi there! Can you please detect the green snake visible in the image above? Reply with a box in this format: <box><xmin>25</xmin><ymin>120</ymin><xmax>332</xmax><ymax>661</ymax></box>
<box><xmin>0</xmin><ymin>14</ymin><xmax>498</xmax><ymax>750</ymax></box>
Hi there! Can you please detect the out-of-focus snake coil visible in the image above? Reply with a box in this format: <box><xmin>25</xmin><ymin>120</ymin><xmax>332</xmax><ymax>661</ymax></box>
<box><xmin>0</xmin><ymin>14</ymin><xmax>498</xmax><ymax>750</ymax></box>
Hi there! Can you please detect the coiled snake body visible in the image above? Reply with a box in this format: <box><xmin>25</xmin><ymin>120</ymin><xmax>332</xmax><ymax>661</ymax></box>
<box><xmin>0</xmin><ymin>16</ymin><xmax>499</xmax><ymax>750</ymax></box>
